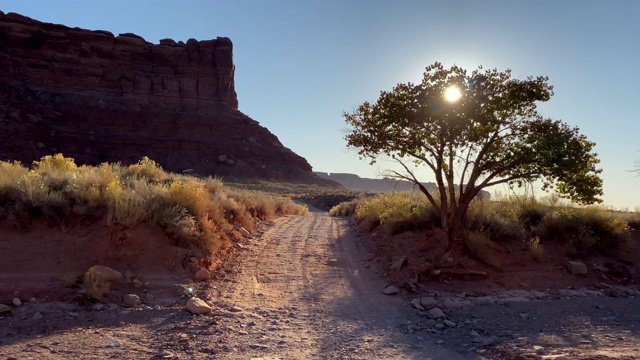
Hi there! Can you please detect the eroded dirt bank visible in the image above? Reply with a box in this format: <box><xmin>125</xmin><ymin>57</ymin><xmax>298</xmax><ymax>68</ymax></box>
<box><xmin>1</xmin><ymin>212</ymin><xmax>639</xmax><ymax>359</ymax></box>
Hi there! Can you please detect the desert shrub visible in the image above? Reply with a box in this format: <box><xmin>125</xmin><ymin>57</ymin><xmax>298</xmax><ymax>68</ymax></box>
<box><xmin>0</xmin><ymin>154</ymin><xmax>308</xmax><ymax>257</ymax></box>
<box><xmin>528</xmin><ymin>236</ymin><xmax>545</xmax><ymax>262</ymax></box>
<box><xmin>352</xmin><ymin>192</ymin><xmax>438</xmax><ymax>234</ymax></box>
<box><xmin>329</xmin><ymin>197</ymin><xmax>365</xmax><ymax>217</ymax></box>
<box><xmin>534</xmin><ymin>206</ymin><xmax>631</xmax><ymax>256</ymax></box>
<box><xmin>122</xmin><ymin>156</ymin><xmax>167</xmax><ymax>182</ymax></box>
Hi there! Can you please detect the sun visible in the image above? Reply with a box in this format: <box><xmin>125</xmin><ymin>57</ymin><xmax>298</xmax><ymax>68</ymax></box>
<box><xmin>444</xmin><ymin>86</ymin><xmax>462</xmax><ymax>102</ymax></box>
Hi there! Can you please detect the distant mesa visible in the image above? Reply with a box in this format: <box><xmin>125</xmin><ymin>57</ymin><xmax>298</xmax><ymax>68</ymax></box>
<box><xmin>315</xmin><ymin>172</ymin><xmax>490</xmax><ymax>198</ymax></box>
<box><xmin>315</xmin><ymin>172</ymin><xmax>437</xmax><ymax>193</ymax></box>
<box><xmin>0</xmin><ymin>11</ymin><xmax>330</xmax><ymax>185</ymax></box>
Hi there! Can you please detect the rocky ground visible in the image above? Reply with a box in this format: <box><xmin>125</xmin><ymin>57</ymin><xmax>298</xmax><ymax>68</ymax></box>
<box><xmin>1</xmin><ymin>211</ymin><xmax>639</xmax><ymax>359</ymax></box>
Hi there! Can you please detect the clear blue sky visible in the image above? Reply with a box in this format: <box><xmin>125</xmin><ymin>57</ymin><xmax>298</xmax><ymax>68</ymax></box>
<box><xmin>2</xmin><ymin>1</ymin><xmax>639</xmax><ymax>209</ymax></box>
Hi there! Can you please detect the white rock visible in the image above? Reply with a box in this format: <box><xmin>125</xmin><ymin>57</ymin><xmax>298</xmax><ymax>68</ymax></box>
<box><xmin>186</xmin><ymin>297</ymin><xmax>213</xmax><ymax>314</ymax></box>
<box><xmin>420</xmin><ymin>297</ymin><xmax>439</xmax><ymax>310</ymax></box>
<box><xmin>239</xmin><ymin>227</ymin><xmax>252</xmax><ymax>238</ymax></box>
<box><xmin>428</xmin><ymin>307</ymin><xmax>446</xmax><ymax>319</ymax></box>
<box><xmin>567</xmin><ymin>261</ymin><xmax>588</xmax><ymax>275</ymax></box>
<box><xmin>12</xmin><ymin>297</ymin><xmax>22</xmax><ymax>307</ymax></box>
<box><xmin>411</xmin><ymin>298</ymin><xmax>425</xmax><ymax>310</ymax></box>
<box><xmin>383</xmin><ymin>285</ymin><xmax>400</xmax><ymax>295</ymax></box>
<box><xmin>159</xmin><ymin>349</ymin><xmax>175</xmax><ymax>358</ymax></box>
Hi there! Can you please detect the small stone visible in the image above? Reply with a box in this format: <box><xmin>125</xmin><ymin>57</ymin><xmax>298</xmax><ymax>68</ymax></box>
<box><xmin>390</xmin><ymin>256</ymin><xmax>407</xmax><ymax>270</ymax></box>
<box><xmin>194</xmin><ymin>268</ymin><xmax>211</xmax><ymax>282</ymax></box>
<box><xmin>239</xmin><ymin>227</ymin><xmax>252</xmax><ymax>238</ymax></box>
<box><xmin>428</xmin><ymin>307</ymin><xmax>446</xmax><ymax>319</ymax></box>
<box><xmin>0</xmin><ymin>304</ymin><xmax>11</xmax><ymax>313</ymax></box>
<box><xmin>533</xmin><ymin>345</ymin><xmax>545</xmax><ymax>354</ymax></box>
<box><xmin>249</xmin><ymin>343</ymin><xmax>270</xmax><ymax>350</ymax></box>
<box><xmin>434</xmin><ymin>323</ymin><xmax>445</xmax><ymax>330</ymax></box>
<box><xmin>420</xmin><ymin>297</ymin><xmax>439</xmax><ymax>310</ymax></box>
<box><xmin>473</xmin><ymin>335</ymin><xmax>500</xmax><ymax>346</ymax></box>
<box><xmin>32</xmin><ymin>312</ymin><xmax>43</xmax><ymax>320</ymax></box>
<box><xmin>12</xmin><ymin>298</ymin><xmax>22</xmax><ymax>307</ymax></box>
<box><xmin>519</xmin><ymin>313</ymin><xmax>530</xmax><ymax>320</ymax></box>
<box><xmin>67</xmin><ymin>312</ymin><xmax>79</xmax><ymax>318</ymax></box>
<box><xmin>159</xmin><ymin>349</ymin><xmax>175</xmax><ymax>358</ymax></box>
<box><xmin>444</xmin><ymin>320</ymin><xmax>456</xmax><ymax>327</ymax></box>
<box><xmin>29</xmin><ymin>297</ymin><xmax>36</xmax><ymax>302</ymax></box>
<box><xmin>93</xmin><ymin>303</ymin><xmax>105</xmax><ymax>311</ymax></box>
<box><xmin>436</xmin><ymin>340</ymin><xmax>444</xmax><ymax>345</ymax></box>
<box><xmin>470</xmin><ymin>330</ymin><xmax>480</xmax><ymax>337</ymax></box>
<box><xmin>383</xmin><ymin>285</ymin><xmax>400</xmax><ymax>295</ymax></box>
<box><xmin>229</xmin><ymin>306</ymin><xmax>243</xmax><ymax>312</ymax></box>
<box><xmin>186</xmin><ymin>297</ymin><xmax>213</xmax><ymax>314</ymax></box>
<box><xmin>411</xmin><ymin>298</ymin><xmax>425</xmax><ymax>310</ymax></box>
<box><xmin>607</xmin><ymin>288</ymin><xmax>624</xmax><ymax>298</ymax></box>
<box><xmin>132</xmin><ymin>279</ymin><xmax>144</xmax><ymax>288</ymax></box>
<box><xmin>122</xmin><ymin>294</ymin><xmax>142</xmax><ymax>308</ymax></box>
<box><xmin>566</xmin><ymin>260</ymin><xmax>588</xmax><ymax>275</ymax></box>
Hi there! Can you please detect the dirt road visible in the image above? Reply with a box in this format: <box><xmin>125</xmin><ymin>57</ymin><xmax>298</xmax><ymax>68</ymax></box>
<box><xmin>2</xmin><ymin>211</ymin><xmax>639</xmax><ymax>359</ymax></box>
<box><xmin>211</xmin><ymin>210</ymin><xmax>466</xmax><ymax>359</ymax></box>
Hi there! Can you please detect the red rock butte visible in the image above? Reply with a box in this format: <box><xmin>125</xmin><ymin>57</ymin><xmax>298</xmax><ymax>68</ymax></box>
<box><xmin>0</xmin><ymin>11</ymin><xmax>327</xmax><ymax>183</ymax></box>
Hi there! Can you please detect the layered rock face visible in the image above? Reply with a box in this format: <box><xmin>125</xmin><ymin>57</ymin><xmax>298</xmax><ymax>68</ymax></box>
<box><xmin>0</xmin><ymin>11</ymin><xmax>320</xmax><ymax>182</ymax></box>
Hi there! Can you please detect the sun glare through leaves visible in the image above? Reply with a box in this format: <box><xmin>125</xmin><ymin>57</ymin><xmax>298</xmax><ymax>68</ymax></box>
<box><xmin>444</xmin><ymin>86</ymin><xmax>462</xmax><ymax>102</ymax></box>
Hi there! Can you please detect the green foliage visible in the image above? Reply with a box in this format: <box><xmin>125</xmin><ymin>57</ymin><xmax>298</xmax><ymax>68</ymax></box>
<box><xmin>0</xmin><ymin>154</ymin><xmax>308</xmax><ymax>255</ymax></box>
<box><xmin>343</xmin><ymin>62</ymin><xmax>603</xmax><ymax>258</ymax></box>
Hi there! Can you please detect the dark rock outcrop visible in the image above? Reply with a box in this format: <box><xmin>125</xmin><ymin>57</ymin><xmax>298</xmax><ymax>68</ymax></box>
<box><xmin>0</xmin><ymin>11</ymin><xmax>324</xmax><ymax>183</ymax></box>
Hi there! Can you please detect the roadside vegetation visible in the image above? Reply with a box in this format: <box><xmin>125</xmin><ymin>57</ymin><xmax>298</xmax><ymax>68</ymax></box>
<box><xmin>331</xmin><ymin>191</ymin><xmax>638</xmax><ymax>260</ymax></box>
<box><xmin>0</xmin><ymin>154</ymin><xmax>308</xmax><ymax>255</ymax></box>
<box><xmin>227</xmin><ymin>179</ymin><xmax>366</xmax><ymax>210</ymax></box>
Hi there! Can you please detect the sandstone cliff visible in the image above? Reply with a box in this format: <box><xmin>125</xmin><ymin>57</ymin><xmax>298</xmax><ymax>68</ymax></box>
<box><xmin>0</xmin><ymin>11</ymin><xmax>323</xmax><ymax>183</ymax></box>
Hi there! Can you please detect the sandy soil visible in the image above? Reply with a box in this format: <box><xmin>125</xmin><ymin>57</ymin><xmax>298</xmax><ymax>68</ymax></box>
<box><xmin>1</xmin><ymin>211</ymin><xmax>639</xmax><ymax>359</ymax></box>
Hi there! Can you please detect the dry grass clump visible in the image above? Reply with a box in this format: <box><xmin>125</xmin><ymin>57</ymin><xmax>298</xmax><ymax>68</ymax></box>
<box><xmin>332</xmin><ymin>192</ymin><xmax>438</xmax><ymax>234</ymax></box>
<box><xmin>0</xmin><ymin>154</ymin><xmax>307</xmax><ymax>256</ymax></box>
<box><xmin>331</xmin><ymin>191</ymin><xmax>636</xmax><ymax>259</ymax></box>
<box><xmin>227</xmin><ymin>179</ymin><xmax>365</xmax><ymax>210</ymax></box>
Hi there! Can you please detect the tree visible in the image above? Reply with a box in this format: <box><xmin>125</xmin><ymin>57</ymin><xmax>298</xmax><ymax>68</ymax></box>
<box><xmin>343</xmin><ymin>63</ymin><xmax>603</xmax><ymax>265</ymax></box>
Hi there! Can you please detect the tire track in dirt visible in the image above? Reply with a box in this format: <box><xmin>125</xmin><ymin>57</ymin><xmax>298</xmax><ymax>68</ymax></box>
<box><xmin>213</xmin><ymin>211</ymin><xmax>466</xmax><ymax>359</ymax></box>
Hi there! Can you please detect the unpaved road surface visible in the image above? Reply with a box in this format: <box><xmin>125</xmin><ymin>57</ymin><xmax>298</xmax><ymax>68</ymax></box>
<box><xmin>1</xmin><ymin>211</ymin><xmax>639</xmax><ymax>359</ymax></box>
<box><xmin>211</xmin><ymin>210</ymin><xmax>466</xmax><ymax>359</ymax></box>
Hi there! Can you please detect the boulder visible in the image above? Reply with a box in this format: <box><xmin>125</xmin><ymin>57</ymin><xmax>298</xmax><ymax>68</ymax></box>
<box><xmin>194</xmin><ymin>268</ymin><xmax>211</xmax><ymax>282</ymax></box>
<box><xmin>428</xmin><ymin>307</ymin><xmax>446</xmax><ymax>319</ymax></box>
<box><xmin>122</xmin><ymin>294</ymin><xmax>142</xmax><ymax>308</ymax></box>
<box><xmin>186</xmin><ymin>297</ymin><xmax>213</xmax><ymax>314</ymax></box>
<box><xmin>566</xmin><ymin>260</ymin><xmax>588</xmax><ymax>275</ymax></box>
<box><xmin>383</xmin><ymin>285</ymin><xmax>400</xmax><ymax>295</ymax></box>
<box><xmin>420</xmin><ymin>297</ymin><xmax>439</xmax><ymax>310</ymax></box>
<box><xmin>83</xmin><ymin>265</ymin><xmax>123</xmax><ymax>300</ymax></box>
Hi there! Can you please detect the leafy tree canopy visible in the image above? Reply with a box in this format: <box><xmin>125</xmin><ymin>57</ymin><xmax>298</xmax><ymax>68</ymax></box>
<box><xmin>344</xmin><ymin>63</ymin><xmax>603</xmax><ymax>209</ymax></box>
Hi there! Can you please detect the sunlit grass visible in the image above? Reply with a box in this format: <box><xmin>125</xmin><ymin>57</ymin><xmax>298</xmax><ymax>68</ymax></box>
<box><xmin>0</xmin><ymin>154</ymin><xmax>308</xmax><ymax>256</ymax></box>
